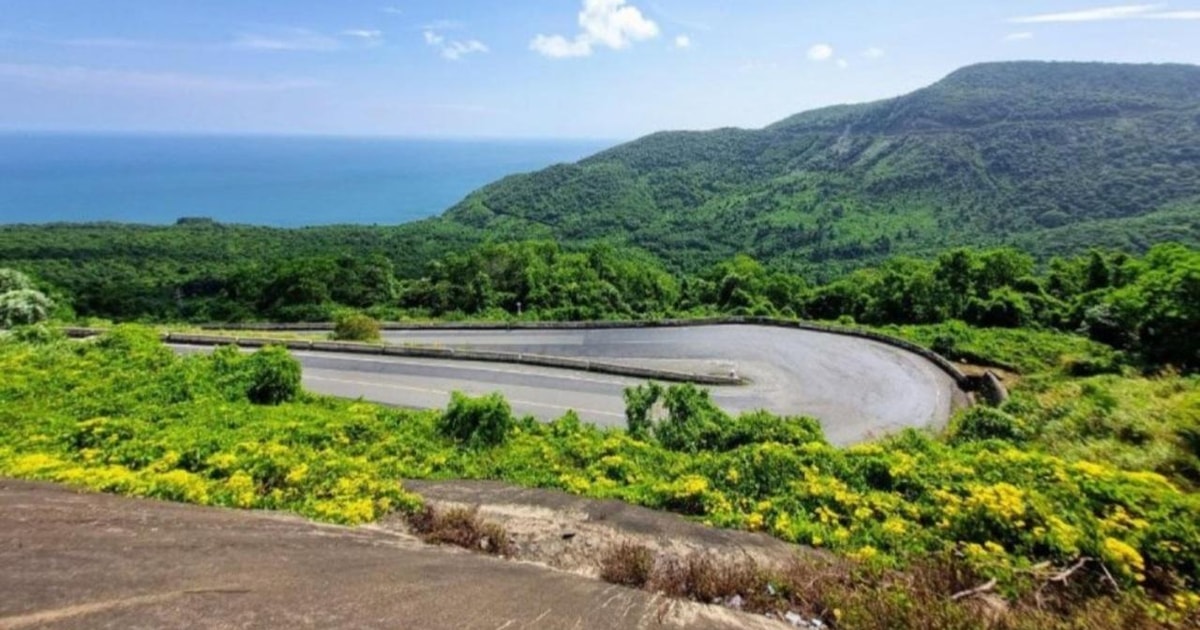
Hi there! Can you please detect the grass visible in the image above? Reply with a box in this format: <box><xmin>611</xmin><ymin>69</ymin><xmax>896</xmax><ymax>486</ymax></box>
<box><xmin>406</xmin><ymin>505</ymin><xmax>514</xmax><ymax>556</ymax></box>
<box><xmin>593</xmin><ymin>543</ymin><xmax>1196</xmax><ymax>629</ymax></box>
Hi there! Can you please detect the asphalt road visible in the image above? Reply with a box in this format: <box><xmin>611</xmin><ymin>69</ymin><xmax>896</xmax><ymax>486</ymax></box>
<box><xmin>232</xmin><ymin>324</ymin><xmax>961</xmax><ymax>446</ymax></box>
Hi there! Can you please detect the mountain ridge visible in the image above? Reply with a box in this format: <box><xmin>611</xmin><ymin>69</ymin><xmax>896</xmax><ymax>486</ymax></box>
<box><xmin>443</xmin><ymin>61</ymin><xmax>1200</xmax><ymax>274</ymax></box>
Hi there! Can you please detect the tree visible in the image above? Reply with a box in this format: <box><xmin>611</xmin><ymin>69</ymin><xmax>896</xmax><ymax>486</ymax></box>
<box><xmin>623</xmin><ymin>382</ymin><xmax>663</xmax><ymax>440</ymax></box>
<box><xmin>0</xmin><ymin>269</ymin><xmax>34</xmax><ymax>294</ymax></box>
<box><xmin>0</xmin><ymin>289</ymin><xmax>54</xmax><ymax>328</ymax></box>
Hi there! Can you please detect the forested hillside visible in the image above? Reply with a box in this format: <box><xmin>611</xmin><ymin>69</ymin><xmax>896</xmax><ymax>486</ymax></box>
<box><xmin>445</xmin><ymin>61</ymin><xmax>1200</xmax><ymax>274</ymax></box>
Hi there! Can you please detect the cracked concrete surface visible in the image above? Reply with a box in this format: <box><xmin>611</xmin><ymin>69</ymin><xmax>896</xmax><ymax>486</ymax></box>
<box><xmin>0</xmin><ymin>480</ymin><xmax>786</xmax><ymax>630</ymax></box>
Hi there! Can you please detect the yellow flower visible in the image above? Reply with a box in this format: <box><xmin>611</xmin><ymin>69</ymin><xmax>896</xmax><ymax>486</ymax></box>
<box><xmin>1101</xmin><ymin>537</ymin><xmax>1145</xmax><ymax>582</ymax></box>
<box><xmin>226</xmin><ymin>471</ymin><xmax>257</xmax><ymax>508</ymax></box>
<box><xmin>285</xmin><ymin>464</ymin><xmax>309</xmax><ymax>486</ymax></box>
<box><xmin>964</xmin><ymin>483</ymin><xmax>1026</xmax><ymax>521</ymax></box>
<box><xmin>1071</xmin><ymin>461</ymin><xmax>1109</xmax><ymax>479</ymax></box>
<box><xmin>850</xmin><ymin>546</ymin><xmax>878</xmax><ymax>562</ymax></box>
<box><xmin>677</xmin><ymin>475</ymin><xmax>709</xmax><ymax>496</ymax></box>
<box><xmin>726</xmin><ymin>467</ymin><xmax>741</xmax><ymax>484</ymax></box>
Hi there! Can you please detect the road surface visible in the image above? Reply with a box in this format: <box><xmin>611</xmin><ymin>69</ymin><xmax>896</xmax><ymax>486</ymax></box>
<box><xmin>227</xmin><ymin>324</ymin><xmax>961</xmax><ymax>446</ymax></box>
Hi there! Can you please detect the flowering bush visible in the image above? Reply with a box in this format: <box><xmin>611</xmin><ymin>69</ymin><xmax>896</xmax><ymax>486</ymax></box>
<box><xmin>0</xmin><ymin>268</ymin><xmax>33</xmax><ymax>294</ymax></box>
<box><xmin>0</xmin><ymin>326</ymin><xmax>1196</xmax><ymax>621</ymax></box>
<box><xmin>0</xmin><ymin>289</ymin><xmax>54</xmax><ymax>328</ymax></box>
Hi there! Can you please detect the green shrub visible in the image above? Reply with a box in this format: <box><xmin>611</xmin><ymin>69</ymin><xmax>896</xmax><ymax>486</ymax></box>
<box><xmin>950</xmin><ymin>407</ymin><xmax>1029</xmax><ymax>443</ymax></box>
<box><xmin>0</xmin><ymin>289</ymin><xmax>54</xmax><ymax>328</ymax></box>
<box><xmin>9</xmin><ymin>323</ymin><xmax>65</xmax><ymax>344</ymax></box>
<box><xmin>244</xmin><ymin>346</ymin><xmax>302</xmax><ymax>405</ymax></box>
<box><xmin>628</xmin><ymin>383</ymin><xmax>827</xmax><ymax>452</ymax></box>
<box><xmin>724</xmin><ymin>410</ymin><xmax>827</xmax><ymax>448</ymax></box>
<box><xmin>654</xmin><ymin>384</ymin><xmax>729</xmax><ymax>452</ymax></box>
<box><xmin>333</xmin><ymin>311</ymin><xmax>382</xmax><ymax>342</ymax></box>
<box><xmin>0</xmin><ymin>268</ymin><xmax>33</xmax><ymax>294</ymax></box>
<box><xmin>623</xmin><ymin>382</ymin><xmax>663</xmax><ymax>440</ymax></box>
<box><xmin>1061</xmin><ymin>353</ymin><xmax>1122</xmax><ymax>377</ymax></box>
<box><xmin>438</xmin><ymin>391</ymin><xmax>513</xmax><ymax>447</ymax></box>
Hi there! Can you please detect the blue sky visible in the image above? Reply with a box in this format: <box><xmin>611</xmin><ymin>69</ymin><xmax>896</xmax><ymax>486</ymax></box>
<box><xmin>1</xmin><ymin>1</ymin><xmax>1198</xmax><ymax>139</ymax></box>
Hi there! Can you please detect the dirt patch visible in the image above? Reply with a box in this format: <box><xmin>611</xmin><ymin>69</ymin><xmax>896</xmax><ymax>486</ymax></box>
<box><xmin>389</xmin><ymin>480</ymin><xmax>817</xmax><ymax>580</ymax></box>
<box><xmin>956</xmin><ymin>363</ymin><xmax>1020</xmax><ymax>386</ymax></box>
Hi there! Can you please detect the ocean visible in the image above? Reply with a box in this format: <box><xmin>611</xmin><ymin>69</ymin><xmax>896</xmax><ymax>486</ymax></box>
<box><xmin>0</xmin><ymin>134</ymin><xmax>613</xmax><ymax>227</ymax></box>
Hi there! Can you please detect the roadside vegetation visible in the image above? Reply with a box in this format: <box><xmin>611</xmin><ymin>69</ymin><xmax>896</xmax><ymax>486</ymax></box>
<box><xmin>3</xmin><ymin>239</ymin><xmax>1196</xmax><ymax>371</ymax></box>
<box><xmin>0</xmin><ymin>325</ymin><xmax>1196</xmax><ymax>628</ymax></box>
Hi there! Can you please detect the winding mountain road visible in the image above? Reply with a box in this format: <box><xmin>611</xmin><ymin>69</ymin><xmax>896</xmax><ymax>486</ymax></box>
<box><xmin>235</xmin><ymin>324</ymin><xmax>963</xmax><ymax>446</ymax></box>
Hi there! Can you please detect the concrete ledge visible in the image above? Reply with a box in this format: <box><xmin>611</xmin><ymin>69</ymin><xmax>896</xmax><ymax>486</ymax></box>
<box><xmin>310</xmin><ymin>340</ymin><xmax>385</xmax><ymax>355</ymax></box>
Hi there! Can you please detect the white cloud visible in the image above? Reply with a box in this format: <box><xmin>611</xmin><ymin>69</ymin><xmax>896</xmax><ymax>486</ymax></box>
<box><xmin>422</xmin><ymin>20</ymin><xmax>466</xmax><ymax>31</ymax></box>
<box><xmin>59</xmin><ymin>37</ymin><xmax>158</xmax><ymax>49</ymax></box>
<box><xmin>231</xmin><ymin>28</ymin><xmax>341</xmax><ymax>52</ymax></box>
<box><xmin>441</xmin><ymin>40</ymin><xmax>488</xmax><ymax>61</ymax></box>
<box><xmin>1004</xmin><ymin>31</ymin><xmax>1035</xmax><ymax>41</ymax></box>
<box><xmin>530</xmin><ymin>34</ymin><xmax>593</xmax><ymax>58</ymax></box>
<box><xmin>738</xmin><ymin>59</ymin><xmax>779</xmax><ymax>73</ymax></box>
<box><xmin>424</xmin><ymin>30</ymin><xmax>488</xmax><ymax>61</ymax></box>
<box><xmin>674</xmin><ymin>34</ymin><xmax>691</xmax><ymax>49</ymax></box>
<box><xmin>862</xmin><ymin>47</ymin><xmax>885</xmax><ymax>59</ymax></box>
<box><xmin>1143</xmin><ymin>10</ymin><xmax>1200</xmax><ymax>18</ymax></box>
<box><xmin>0</xmin><ymin>62</ymin><xmax>326</xmax><ymax>93</ymax></box>
<box><xmin>381</xmin><ymin>6</ymin><xmax>403</xmax><ymax>15</ymax></box>
<box><xmin>807</xmin><ymin>43</ymin><xmax>834</xmax><ymax>61</ymax></box>
<box><xmin>342</xmin><ymin>29</ymin><xmax>384</xmax><ymax>43</ymax></box>
<box><xmin>836</xmin><ymin>58</ymin><xmax>849</xmax><ymax>69</ymax></box>
<box><xmin>1010</xmin><ymin>4</ymin><xmax>1159</xmax><ymax>23</ymax></box>
<box><xmin>1009</xmin><ymin>4</ymin><xmax>1200</xmax><ymax>23</ymax></box>
<box><xmin>530</xmin><ymin>0</ymin><xmax>660</xmax><ymax>59</ymax></box>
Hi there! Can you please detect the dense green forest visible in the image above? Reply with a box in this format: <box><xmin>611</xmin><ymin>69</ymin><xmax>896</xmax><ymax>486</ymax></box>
<box><xmin>447</xmin><ymin>62</ymin><xmax>1200</xmax><ymax>273</ymax></box>
<box><xmin>2</xmin><ymin>233</ymin><xmax>1195</xmax><ymax>371</ymax></box>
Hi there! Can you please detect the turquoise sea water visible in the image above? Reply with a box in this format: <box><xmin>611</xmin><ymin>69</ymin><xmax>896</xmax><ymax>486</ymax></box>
<box><xmin>0</xmin><ymin>134</ymin><xmax>612</xmax><ymax>227</ymax></box>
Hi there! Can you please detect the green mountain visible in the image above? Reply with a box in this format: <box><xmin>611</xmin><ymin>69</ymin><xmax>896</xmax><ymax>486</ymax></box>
<box><xmin>443</xmin><ymin>61</ymin><xmax>1200</xmax><ymax>274</ymax></box>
